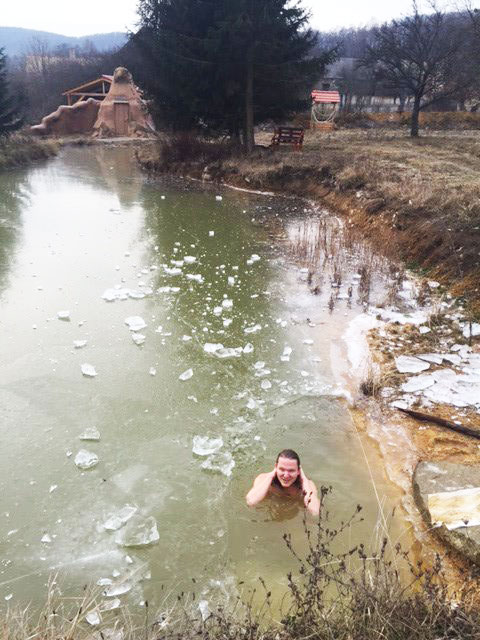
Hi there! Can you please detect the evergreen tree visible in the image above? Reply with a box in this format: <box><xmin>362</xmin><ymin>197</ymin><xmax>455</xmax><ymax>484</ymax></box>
<box><xmin>0</xmin><ymin>48</ymin><xmax>23</xmax><ymax>135</ymax></box>
<box><xmin>133</xmin><ymin>0</ymin><xmax>334</xmax><ymax>150</ymax></box>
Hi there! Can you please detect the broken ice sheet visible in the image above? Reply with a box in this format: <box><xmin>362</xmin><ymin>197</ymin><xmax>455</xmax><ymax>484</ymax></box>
<box><xmin>198</xmin><ymin>600</ymin><xmax>210</xmax><ymax>621</ymax></box>
<box><xmin>103</xmin><ymin>504</ymin><xmax>138</xmax><ymax>531</ymax></box>
<box><xmin>131</xmin><ymin>333</ymin><xmax>146</xmax><ymax>346</ymax></box>
<box><xmin>244</xmin><ymin>324</ymin><xmax>261</xmax><ymax>334</ymax></box>
<box><xmin>243</xmin><ymin>343</ymin><xmax>254</xmax><ymax>353</ymax></box>
<box><xmin>192</xmin><ymin>436</ymin><xmax>223</xmax><ymax>456</ymax></box>
<box><xmin>103</xmin><ymin>582</ymin><xmax>132</xmax><ymax>597</ymax></box>
<box><xmin>184</xmin><ymin>256</ymin><xmax>196</xmax><ymax>264</ymax></box>
<box><xmin>125</xmin><ymin>316</ymin><xmax>147</xmax><ymax>332</ymax></box>
<box><xmin>204</xmin><ymin>343</ymin><xmax>224</xmax><ymax>354</ymax></box>
<box><xmin>395</xmin><ymin>355</ymin><xmax>430</xmax><ymax>374</ymax></box>
<box><xmin>73</xmin><ymin>340</ymin><xmax>88</xmax><ymax>349</ymax></box>
<box><xmin>179</xmin><ymin>368</ymin><xmax>193</xmax><ymax>381</ymax></box>
<box><xmin>100</xmin><ymin>598</ymin><xmax>121</xmax><ymax>611</ymax></box>
<box><xmin>401</xmin><ymin>374</ymin><xmax>435</xmax><ymax>393</ymax></box>
<box><xmin>201</xmin><ymin>451</ymin><xmax>235</xmax><ymax>477</ymax></box>
<box><xmin>86</xmin><ymin>611</ymin><xmax>102</xmax><ymax>626</ymax></box>
<box><xmin>79</xmin><ymin>427</ymin><xmax>101</xmax><ymax>441</ymax></box>
<box><xmin>417</xmin><ymin>354</ymin><xmax>444</xmax><ymax>365</ymax></box>
<box><xmin>74</xmin><ymin>449</ymin><xmax>99</xmax><ymax>470</ymax></box>
<box><xmin>114</xmin><ymin>515</ymin><xmax>159</xmax><ymax>547</ymax></box>
<box><xmin>186</xmin><ymin>273</ymin><xmax>204</xmax><ymax>283</ymax></box>
<box><xmin>81</xmin><ymin>363</ymin><xmax>97</xmax><ymax>377</ymax></box>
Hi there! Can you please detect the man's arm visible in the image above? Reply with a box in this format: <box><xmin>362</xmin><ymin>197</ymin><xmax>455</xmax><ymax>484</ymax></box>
<box><xmin>246</xmin><ymin>470</ymin><xmax>276</xmax><ymax>507</ymax></box>
<box><xmin>300</xmin><ymin>468</ymin><xmax>320</xmax><ymax>516</ymax></box>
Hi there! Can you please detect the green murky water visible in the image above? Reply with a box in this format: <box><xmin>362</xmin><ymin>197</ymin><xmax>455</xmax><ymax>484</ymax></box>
<box><xmin>0</xmin><ymin>146</ymin><xmax>404</xmax><ymax>615</ymax></box>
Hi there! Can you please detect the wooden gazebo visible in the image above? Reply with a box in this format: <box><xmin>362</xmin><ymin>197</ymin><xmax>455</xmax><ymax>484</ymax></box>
<box><xmin>63</xmin><ymin>75</ymin><xmax>113</xmax><ymax>106</ymax></box>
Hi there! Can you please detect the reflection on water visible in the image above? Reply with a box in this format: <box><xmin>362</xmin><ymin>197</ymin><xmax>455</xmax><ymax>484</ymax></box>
<box><xmin>0</xmin><ymin>169</ymin><xmax>31</xmax><ymax>294</ymax></box>
<box><xmin>0</xmin><ymin>147</ymin><xmax>407</xmax><ymax>615</ymax></box>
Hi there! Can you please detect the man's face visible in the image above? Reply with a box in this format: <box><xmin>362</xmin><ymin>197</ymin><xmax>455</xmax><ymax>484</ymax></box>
<box><xmin>275</xmin><ymin>456</ymin><xmax>300</xmax><ymax>487</ymax></box>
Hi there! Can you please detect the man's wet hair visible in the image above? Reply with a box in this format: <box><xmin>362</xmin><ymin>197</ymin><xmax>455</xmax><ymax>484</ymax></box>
<box><xmin>276</xmin><ymin>449</ymin><xmax>301</xmax><ymax>467</ymax></box>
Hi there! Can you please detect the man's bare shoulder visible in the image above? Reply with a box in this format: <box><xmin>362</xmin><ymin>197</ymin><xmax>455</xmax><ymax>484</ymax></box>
<box><xmin>253</xmin><ymin>472</ymin><xmax>272</xmax><ymax>484</ymax></box>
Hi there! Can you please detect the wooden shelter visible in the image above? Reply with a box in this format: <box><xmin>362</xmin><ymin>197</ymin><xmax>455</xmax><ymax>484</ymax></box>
<box><xmin>63</xmin><ymin>75</ymin><xmax>113</xmax><ymax>106</ymax></box>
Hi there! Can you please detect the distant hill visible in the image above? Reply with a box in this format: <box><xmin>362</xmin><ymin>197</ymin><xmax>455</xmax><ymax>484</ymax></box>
<box><xmin>0</xmin><ymin>26</ymin><xmax>128</xmax><ymax>57</ymax></box>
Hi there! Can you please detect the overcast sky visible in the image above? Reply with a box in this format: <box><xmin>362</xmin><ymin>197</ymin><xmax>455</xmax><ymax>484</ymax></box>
<box><xmin>0</xmin><ymin>0</ymin><xmax>477</xmax><ymax>37</ymax></box>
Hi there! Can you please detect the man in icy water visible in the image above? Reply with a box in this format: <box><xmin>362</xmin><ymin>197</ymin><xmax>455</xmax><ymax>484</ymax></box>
<box><xmin>246</xmin><ymin>449</ymin><xmax>320</xmax><ymax>516</ymax></box>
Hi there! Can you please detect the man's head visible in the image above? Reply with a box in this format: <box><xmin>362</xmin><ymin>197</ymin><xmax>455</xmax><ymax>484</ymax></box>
<box><xmin>275</xmin><ymin>449</ymin><xmax>301</xmax><ymax>487</ymax></box>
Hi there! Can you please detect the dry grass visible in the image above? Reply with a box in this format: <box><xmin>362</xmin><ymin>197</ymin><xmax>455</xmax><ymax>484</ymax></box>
<box><xmin>3</xmin><ymin>490</ymin><xmax>480</xmax><ymax>640</ymax></box>
<box><xmin>0</xmin><ymin>134</ymin><xmax>59</xmax><ymax>170</ymax></box>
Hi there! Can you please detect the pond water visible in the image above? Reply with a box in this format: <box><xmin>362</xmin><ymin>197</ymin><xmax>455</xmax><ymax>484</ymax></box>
<box><xmin>0</xmin><ymin>146</ymin><xmax>406</xmax><ymax>616</ymax></box>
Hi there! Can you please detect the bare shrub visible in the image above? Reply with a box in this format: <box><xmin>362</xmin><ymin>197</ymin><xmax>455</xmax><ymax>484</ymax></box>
<box><xmin>159</xmin><ymin>132</ymin><xmax>238</xmax><ymax>167</ymax></box>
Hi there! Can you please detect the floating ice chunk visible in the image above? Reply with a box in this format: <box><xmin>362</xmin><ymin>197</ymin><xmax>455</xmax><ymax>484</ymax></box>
<box><xmin>81</xmin><ymin>363</ymin><xmax>97</xmax><ymax>377</ymax></box>
<box><xmin>101</xmin><ymin>598</ymin><xmax>121</xmax><ymax>611</ymax></box>
<box><xmin>164</xmin><ymin>266</ymin><xmax>182</xmax><ymax>276</ymax></box>
<box><xmin>114</xmin><ymin>515</ymin><xmax>159</xmax><ymax>547</ymax></box>
<box><xmin>125</xmin><ymin>316</ymin><xmax>147</xmax><ymax>332</ymax></box>
<box><xmin>103</xmin><ymin>582</ymin><xmax>132</xmax><ymax>597</ymax></box>
<box><xmin>198</xmin><ymin>600</ymin><xmax>210</xmax><ymax>621</ymax></box>
<box><xmin>97</xmin><ymin>578</ymin><xmax>113</xmax><ymax>586</ymax></box>
<box><xmin>419</xmin><ymin>326</ymin><xmax>431</xmax><ymax>334</ymax></box>
<box><xmin>131</xmin><ymin>333</ymin><xmax>146</xmax><ymax>346</ymax></box>
<box><xmin>201</xmin><ymin>451</ymin><xmax>235</xmax><ymax>476</ymax></box>
<box><xmin>186</xmin><ymin>273</ymin><xmax>204</xmax><ymax>283</ymax></box>
<box><xmin>254</xmin><ymin>361</ymin><xmax>265</xmax><ymax>369</ymax></box>
<box><xmin>188</xmin><ymin>395</ymin><xmax>198</xmax><ymax>403</ymax></box>
<box><xmin>179</xmin><ymin>368</ymin><xmax>193</xmax><ymax>381</ymax></box>
<box><xmin>4</xmin><ymin>594</ymin><xmax>12</xmax><ymax>601</ymax></box>
<box><xmin>250</xmin><ymin>254</ymin><xmax>260</xmax><ymax>262</ymax></box>
<box><xmin>204</xmin><ymin>343</ymin><xmax>224</xmax><ymax>354</ymax></box>
<box><xmin>73</xmin><ymin>340</ymin><xmax>88</xmax><ymax>349</ymax></box>
<box><xmin>428</xmin><ymin>280</ymin><xmax>440</xmax><ymax>288</ymax></box>
<box><xmin>432</xmin><ymin>369</ymin><xmax>457</xmax><ymax>382</ymax></box>
<box><xmin>222</xmin><ymin>299</ymin><xmax>233</xmax><ymax>309</ymax></box>
<box><xmin>395</xmin><ymin>356</ymin><xmax>430</xmax><ymax>374</ymax></box>
<box><xmin>417</xmin><ymin>353</ymin><xmax>444</xmax><ymax>365</ymax></box>
<box><xmin>79</xmin><ymin>427</ymin><xmax>101</xmax><ymax>441</ymax></box>
<box><xmin>102</xmin><ymin>288</ymin><xmax>130</xmax><ymax>302</ymax></box>
<box><xmin>184</xmin><ymin>256</ymin><xmax>196</xmax><ymax>264</ymax></box>
<box><xmin>41</xmin><ymin>533</ymin><xmax>52</xmax><ymax>543</ymax></box>
<box><xmin>182</xmin><ymin>335</ymin><xmax>192</xmax><ymax>341</ymax></box>
<box><xmin>85</xmin><ymin>611</ymin><xmax>101</xmax><ymax>626</ymax></box>
<box><xmin>215</xmin><ymin>195</ymin><xmax>223</xmax><ymax>201</ymax></box>
<box><xmin>243</xmin><ymin>343</ymin><xmax>254</xmax><ymax>353</ymax></box>
<box><xmin>74</xmin><ymin>450</ymin><xmax>99</xmax><ymax>470</ymax></box>
<box><xmin>209</xmin><ymin>231</ymin><xmax>215</xmax><ymax>237</ymax></box>
<box><xmin>49</xmin><ymin>484</ymin><xmax>57</xmax><ymax>493</ymax></box>
<box><xmin>192</xmin><ymin>436</ymin><xmax>223</xmax><ymax>456</ymax></box>
<box><xmin>303</xmin><ymin>339</ymin><xmax>314</xmax><ymax>345</ymax></box>
<box><xmin>301</xmin><ymin>370</ymin><xmax>310</xmax><ymax>377</ymax></box>
<box><xmin>213</xmin><ymin>306</ymin><xmax>223</xmax><ymax>315</ymax></box>
<box><xmin>282</xmin><ymin>346</ymin><xmax>292</xmax><ymax>357</ymax></box>
<box><xmin>228</xmin><ymin>276</ymin><xmax>235</xmax><ymax>286</ymax></box>
<box><xmin>261</xmin><ymin>380</ymin><xmax>272</xmax><ymax>390</ymax></box>
<box><xmin>103</xmin><ymin>505</ymin><xmax>138</xmax><ymax>531</ymax></box>
<box><xmin>57</xmin><ymin>310</ymin><xmax>70</xmax><ymax>321</ymax></box>
<box><xmin>401</xmin><ymin>374</ymin><xmax>436</xmax><ymax>393</ymax></box>
<box><xmin>149</xmin><ymin>367</ymin><xmax>157</xmax><ymax>376</ymax></box>
<box><xmin>463</xmin><ymin>323</ymin><xmax>480</xmax><ymax>338</ymax></box>
<box><xmin>244</xmin><ymin>324</ymin><xmax>261</xmax><ymax>334</ymax></box>
<box><xmin>246</xmin><ymin>398</ymin><xmax>256</xmax><ymax>409</ymax></box>
<box><xmin>215</xmin><ymin>347</ymin><xmax>242</xmax><ymax>358</ymax></box>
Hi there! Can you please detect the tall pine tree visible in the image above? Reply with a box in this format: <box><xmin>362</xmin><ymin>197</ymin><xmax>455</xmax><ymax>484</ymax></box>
<box><xmin>133</xmin><ymin>0</ymin><xmax>334</xmax><ymax>150</ymax></box>
<box><xmin>0</xmin><ymin>48</ymin><xmax>23</xmax><ymax>135</ymax></box>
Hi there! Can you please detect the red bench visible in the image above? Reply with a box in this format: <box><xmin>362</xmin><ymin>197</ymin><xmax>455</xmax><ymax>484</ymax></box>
<box><xmin>271</xmin><ymin>126</ymin><xmax>304</xmax><ymax>151</ymax></box>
